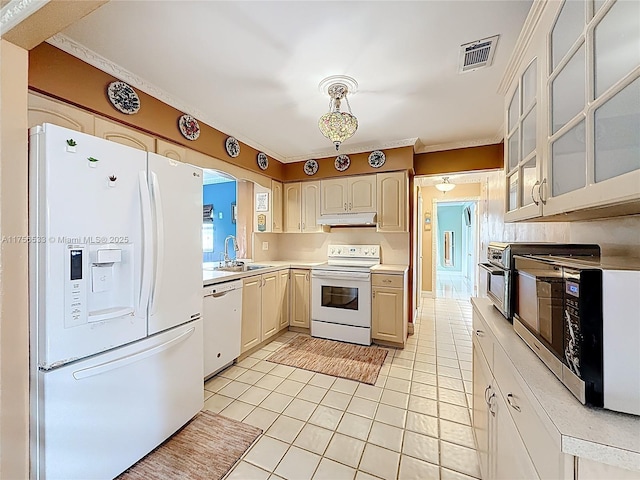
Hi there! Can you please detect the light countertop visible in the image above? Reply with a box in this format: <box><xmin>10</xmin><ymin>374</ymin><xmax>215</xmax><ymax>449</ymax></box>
<box><xmin>203</xmin><ymin>261</ymin><xmax>323</xmax><ymax>286</ymax></box>
<box><xmin>471</xmin><ymin>297</ymin><xmax>640</xmax><ymax>472</ymax></box>
<box><xmin>370</xmin><ymin>264</ymin><xmax>409</xmax><ymax>274</ymax></box>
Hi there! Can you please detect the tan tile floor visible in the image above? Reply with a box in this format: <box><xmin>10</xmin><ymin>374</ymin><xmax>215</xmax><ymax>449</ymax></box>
<box><xmin>205</xmin><ymin>282</ymin><xmax>479</xmax><ymax>480</ymax></box>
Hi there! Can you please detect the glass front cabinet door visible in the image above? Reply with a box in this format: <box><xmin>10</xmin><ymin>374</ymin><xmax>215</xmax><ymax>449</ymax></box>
<box><xmin>504</xmin><ymin>0</ymin><xmax>639</xmax><ymax>221</ymax></box>
<box><xmin>544</xmin><ymin>0</ymin><xmax>640</xmax><ymax>216</ymax></box>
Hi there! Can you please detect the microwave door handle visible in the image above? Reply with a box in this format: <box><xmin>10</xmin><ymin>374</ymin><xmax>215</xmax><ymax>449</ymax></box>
<box><xmin>479</xmin><ymin>263</ymin><xmax>505</xmax><ymax>275</ymax></box>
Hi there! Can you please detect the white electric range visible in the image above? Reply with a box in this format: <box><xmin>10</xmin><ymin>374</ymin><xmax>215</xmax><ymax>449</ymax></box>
<box><xmin>311</xmin><ymin>244</ymin><xmax>380</xmax><ymax>346</ymax></box>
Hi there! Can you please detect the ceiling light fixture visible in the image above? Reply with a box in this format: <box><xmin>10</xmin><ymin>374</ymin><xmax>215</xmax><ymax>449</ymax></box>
<box><xmin>435</xmin><ymin>177</ymin><xmax>456</xmax><ymax>192</ymax></box>
<box><xmin>318</xmin><ymin>76</ymin><xmax>358</xmax><ymax>151</ymax></box>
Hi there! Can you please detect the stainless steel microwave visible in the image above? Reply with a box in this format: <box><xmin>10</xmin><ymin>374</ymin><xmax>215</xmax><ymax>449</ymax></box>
<box><xmin>514</xmin><ymin>255</ymin><xmax>640</xmax><ymax>415</ymax></box>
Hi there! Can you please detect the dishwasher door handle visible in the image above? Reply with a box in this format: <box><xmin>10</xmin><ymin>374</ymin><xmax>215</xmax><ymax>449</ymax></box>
<box><xmin>205</xmin><ymin>289</ymin><xmax>238</xmax><ymax>298</ymax></box>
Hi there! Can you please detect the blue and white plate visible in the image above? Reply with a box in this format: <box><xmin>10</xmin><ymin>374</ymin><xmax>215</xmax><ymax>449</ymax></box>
<box><xmin>107</xmin><ymin>81</ymin><xmax>140</xmax><ymax>115</ymax></box>
<box><xmin>226</xmin><ymin>137</ymin><xmax>240</xmax><ymax>157</ymax></box>
<box><xmin>368</xmin><ymin>150</ymin><xmax>386</xmax><ymax>168</ymax></box>
<box><xmin>257</xmin><ymin>152</ymin><xmax>268</xmax><ymax>170</ymax></box>
<box><xmin>304</xmin><ymin>159</ymin><xmax>319</xmax><ymax>176</ymax></box>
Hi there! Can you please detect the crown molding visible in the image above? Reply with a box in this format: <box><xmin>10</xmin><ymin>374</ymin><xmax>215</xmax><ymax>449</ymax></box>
<box><xmin>46</xmin><ymin>33</ymin><xmax>287</xmax><ymax>162</ymax></box>
<box><xmin>283</xmin><ymin>137</ymin><xmax>419</xmax><ymax>163</ymax></box>
<box><xmin>497</xmin><ymin>0</ymin><xmax>548</xmax><ymax>96</ymax></box>
<box><xmin>0</xmin><ymin>0</ymin><xmax>47</xmax><ymax>34</ymax></box>
<box><xmin>414</xmin><ymin>134</ymin><xmax>503</xmax><ymax>155</ymax></box>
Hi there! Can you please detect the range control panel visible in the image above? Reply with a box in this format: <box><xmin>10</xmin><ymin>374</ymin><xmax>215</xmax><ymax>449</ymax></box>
<box><xmin>328</xmin><ymin>244</ymin><xmax>380</xmax><ymax>260</ymax></box>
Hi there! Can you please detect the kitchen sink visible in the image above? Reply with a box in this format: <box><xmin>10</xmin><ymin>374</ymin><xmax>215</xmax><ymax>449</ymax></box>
<box><xmin>213</xmin><ymin>264</ymin><xmax>270</xmax><ymax>272</ymax></box>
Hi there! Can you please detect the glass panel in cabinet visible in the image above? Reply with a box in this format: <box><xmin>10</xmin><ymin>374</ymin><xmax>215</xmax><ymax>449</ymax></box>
<box><xmin>595</xmin><ymin>77</ymin><xmax>640</xmax><ymax>182</ymax></box>
<box><xmin>593</xmin><ymin>0</ymin><xmax>606</xmax><ymax>16</ymax></box>
<box><xmin>594</xmin><ymin>0</ymin><xmax>640</xmax><ymax>98</ymax></box>
<box><xmin>551</xmin><ymin>0</ymin><xmax>585</xmax><ymax>70</ymax></box>
<box><xmin>551</xmin><ymin>120</ymin><xmax>587</xmax><ymax>196</ymax></box>
<box><xmin>508</xmin><ymin>86</ymin><xmax>520</xmax><ymax>132</ymax></box>
<box><xmin>552</xmin><ymin>44</ymin><xmax>586</xmax><ymax>133</ymax></box>
<box><xmin>522</xmin><ymin>158</ymin><xmax>538</xmax><ymax>207</ymax></box>
<box><xmin>522</xmin><ymin>105</ymin><xmax>537</xmax><ymax>159</ymax></box>
<box><xmin>522</xmin><ymin>60</ymin><xmax>537</xmax><ymax>111</ymax></box>
<box><xmin>508</xmin><ymin>173</ymin><xmax>519</xmax><ymax>211</ymax></box>
<box><xmin>508</xmin><ymin>130</ymin><xmax>520</xmax><ymax>170</ymax></box>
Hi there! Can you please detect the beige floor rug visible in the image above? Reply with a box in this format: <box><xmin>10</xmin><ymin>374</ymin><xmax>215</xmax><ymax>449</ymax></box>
<box><xmin>117</xmin><ymin>411</ymin><xmax>262</xmax><ymax>480</ymax></box>
<box><xmin>266</xmin><ymin>336</ymin><xmax>388</xmax><ymax>385</ymax></box>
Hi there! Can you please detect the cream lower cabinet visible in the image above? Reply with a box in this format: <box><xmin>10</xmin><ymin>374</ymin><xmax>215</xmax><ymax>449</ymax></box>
<box><xmin>241</xmin><ymin>270</ymin><xmax>289</xmax><ymax>354</ymax></box>
<box><xmin>473</xmin><ymin>337</ymin><xmax>539</xmax><ymax>480</ymax></box>
<box><xmin>290</xmin><ymin>269</ymin><xmax>310</xmax><ymax>328</ymax></box>
<box><xmin>278</xmin><ymin>269</ymin><xmax>290</xmax><ymax>329</ymax></box>
<box><xmin>371</xmin><ymin>273</ymin><xmax>407</xmax><ymax>346</ymax></box>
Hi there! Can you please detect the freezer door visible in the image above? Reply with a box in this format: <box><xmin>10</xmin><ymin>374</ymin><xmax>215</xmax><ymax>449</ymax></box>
<box><xmin>147</xmin><ymin>153</ymin><xmax>203</xmax><ymax>334</ymax></box>
<box><xmin>29</xmin><ymin>124</ymin><xmax>147</xmax><ymax>368</ymax></box>
<box><xmin>32</xmin><ymin>320</ymin><xmax>203</xmax><ymax>480</ymax></box>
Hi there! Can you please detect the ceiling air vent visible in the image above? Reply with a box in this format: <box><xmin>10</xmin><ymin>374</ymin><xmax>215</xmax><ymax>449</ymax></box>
<box><xmin>458</xmin><ymin>35</ymin><xmax>499</xmax><ymax>73</ymax></box>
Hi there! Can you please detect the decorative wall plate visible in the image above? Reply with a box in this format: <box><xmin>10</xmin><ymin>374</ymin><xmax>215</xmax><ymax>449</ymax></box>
<box><xmin>225</xmin><ymin>137</ymin><xmax>240</xmax><ymax>158</ymax></box>
<box><xmin>304</xmin><ymin>159</ymin><xmax>319</xmax><ymax>176</ymax></box>
<box><xmin>178</xmin><ymin>114</ymin><xmax>200</xmax><ymax>140</ymax></box>
<box><xmin>257</xmin><ymin>152</ymin><xmax>269</xmax><ymax>170</ymax></box>
<box><xmin>334</xmin><ymin>154</ymin><xmax>350</xmax><ymax>172</ymax></box>
<box><xmin>107</xmin><ymin>81</ymin><xmax>140</xmax><ymax>115</ymax></box>
<box><xmin>368</xmin><ymin>150</ymin><xmax>386</xmax><ymax>168</ymax></box>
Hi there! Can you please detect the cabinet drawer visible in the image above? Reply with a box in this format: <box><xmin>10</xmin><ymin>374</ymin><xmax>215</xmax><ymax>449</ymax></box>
<box><xmin>372</xmin><ymin>274</ymin><xmax>403</xmax><ymax>288</ymax></box>
<box><xmin>472</xmin><ymin>312</ymin><xmax>494</xmax><ymax>370</ymax></box>
<box><xmin>493</xmin><ymin>345</ymin><xmax>566</xmax><ymax>480</ymax></box>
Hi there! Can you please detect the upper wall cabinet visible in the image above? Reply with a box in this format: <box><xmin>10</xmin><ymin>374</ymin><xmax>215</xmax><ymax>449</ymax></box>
<box><xmin>320</xmin><ymin>175</ymin><xmax>376</xmax><ymax>214</ymax></box>
<box><xmin>377</xmin><ymin>171</ymin><xmax>408</xmax><ymax>232</ymax></box>
<box><xmin>94</xmin><ymin>118</ymin><xmax>156</xmax><ymax>152</ymax></box>
<box><xmin>272</xmin><ymin>180</ymin><xmax>284</xmax><ymax>233</ymax></box>
<box><xmin>504</xmin><ymin>0</ymin><xmax>640</xmax><ymax>222</ymax></box>
<box><xmin>284</xmin><ymin>181</ymin><xmax>322</xmax><ymax>233</ymax></box>
<box><xmin>284</xmin><ymin>182</ymin><xmax>302</xmax><ymax>232</ymax></box>
<box><xmin>28</xmin><ymin>92</ymin><xmax>95</xmax><ymax>134</ymax></box>
<box><xmin>156</xmin><ymin>139</ymin><xmax>187</xmax><ymax>162</ymax></box>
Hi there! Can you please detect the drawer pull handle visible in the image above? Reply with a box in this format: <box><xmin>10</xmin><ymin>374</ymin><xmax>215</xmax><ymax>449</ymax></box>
<box><xmin>383</xmin><ymin>279</ymin><xmax>392</xmax><ymax>283</ymax></box>
<box><xmin>507</xmin><ymin>393</ymin><xmax>521</xmax><ymax>412</ymax></box>
<box><xmin>475</xmin><ymin>329</ymin><xmax>484</xmax><ymax>337</ymax></box>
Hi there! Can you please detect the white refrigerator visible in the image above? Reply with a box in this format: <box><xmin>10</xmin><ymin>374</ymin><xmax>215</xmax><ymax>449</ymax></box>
<box><xmin>29</xmin><ymin>123</ymin><xmax>204</xmax><ymax>480</ymax></box>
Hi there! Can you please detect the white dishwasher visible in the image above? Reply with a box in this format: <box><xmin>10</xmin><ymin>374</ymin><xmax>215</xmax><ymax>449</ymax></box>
<box><xmin>202</xmin><ymin>280</ymin><xmax>243</xmax><ymax>379</ymax></box>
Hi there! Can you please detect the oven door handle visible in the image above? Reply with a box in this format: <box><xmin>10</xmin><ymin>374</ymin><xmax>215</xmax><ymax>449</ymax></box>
<box><xmin>312</xmin><ymin>271</ymin><xmax>371</xmax><ymax>281</ymax></box>
<box><xmin>479</xmin><ymin>263</ymin><xmax>505</xmax><ymax>275</ymax></box>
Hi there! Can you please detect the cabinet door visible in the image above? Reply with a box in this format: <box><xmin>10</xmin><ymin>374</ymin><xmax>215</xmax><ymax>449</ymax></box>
<box><xmin>272</xmin><ymin>180</ymin><xmax>284</xmax><ymax>233</ymax></box>
<box><xmin>261</xmin><ymin>273</ymin><xmax>279</xmax><ymax>340</ymax></box>
<box><xmin>301</xmin><ymin>181</ymin><xmax>322</xmax><ymax>233</ymax></box>
<box><xmin>28</xmin><ymin>92</ymin><xmax>95</xmax><ymax>134</ymax></box>
<box><xmin>494</xmin><ymin>385</ymin><xmax>539</xmax><ymax>480</ymax></box>
<box><xmin>320</xmin><ymin>178</ymin><xmax>348</xmax><ymax>214</ymax></box>
<box><xmin>241</xmin><ymin>276</ymin><xmax>262</xmax><ymax>353</ymax></box>
<box><xmin>156</xmin><ymin>139</ymin><xmax>187</xmax><ymax>162</ymax></box>
<box><xmin>371</xmin><ymin>287</ymin><xmax>403</xmax><ymax>343</ymax></box>
<box><xmin>284</xmin><ymin>182</ymin><xmax>302</xmax><ymax>232</ymax></box>
<box><xmin>348</xmin><ymin>175</ymin><xmax>376</xmax><ymax>212</ymax></box>
<box><xmin>376</xmin><ymin>172</ymin><xmax>407</xmax><ymax>232</ymax></box>
<box><xmin>290</xmin><ymin>269</ymin><xmax>310</xmax><ymax>328</ymax></box>
<box><xmin>473</xmin><ymin>345</ymin><xmax>493</xmax><ymax>480</ymax></box>
<box><xmin>94</xmin><ymin>118</ymin><xmax>156</xmax><ymax>152</ymax></box>
<box><xmin>278</xmin><ymin>270</ymin><xmax>290</xmax><ymax>329</ymax></box>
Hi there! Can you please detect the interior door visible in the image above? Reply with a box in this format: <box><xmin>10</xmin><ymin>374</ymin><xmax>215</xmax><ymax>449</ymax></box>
<box><xmin>147</xmin><ymin>153</ymin><xmax>203</xmax><ymax>335</ymax></box>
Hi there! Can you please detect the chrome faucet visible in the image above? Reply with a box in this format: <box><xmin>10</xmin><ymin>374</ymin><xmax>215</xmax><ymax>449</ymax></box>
<box><xmin>223</xmin><ymin>235</ymin><xmax>239</xmax><ymax>266</ymax></box>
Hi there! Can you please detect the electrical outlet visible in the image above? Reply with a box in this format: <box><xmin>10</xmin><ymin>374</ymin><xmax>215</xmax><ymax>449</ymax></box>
<box><xmin>218</xmin><ymin>212</ymin><xmax>223</xmax><ymax>219</ymax></box>
<box><xmin>262</xmin><ymin>242</ymin><xmax>269</xmax><ymax>251</ymax></box>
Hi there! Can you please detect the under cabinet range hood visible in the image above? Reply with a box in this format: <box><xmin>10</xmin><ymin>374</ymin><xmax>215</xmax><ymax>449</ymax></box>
<box><xmin>317</xmin><ymin>212</ymin><xmax>377</xmax><ymax>226</ymax></box>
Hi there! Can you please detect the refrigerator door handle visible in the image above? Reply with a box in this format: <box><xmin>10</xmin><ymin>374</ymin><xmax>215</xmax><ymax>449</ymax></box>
<box><xmin>139</xmin><ymin>171</ymin><xmax>153</xmax><ymax>313</ymax></box>
<box><xmin>72</xmin><ymin>326</ymin><xmax>196</xmax><ymax>380</ymax></box>
<box><xmin>149</xmin><ymin>172</ymin><xmax>165</xmax><ymax>315</ymax></box>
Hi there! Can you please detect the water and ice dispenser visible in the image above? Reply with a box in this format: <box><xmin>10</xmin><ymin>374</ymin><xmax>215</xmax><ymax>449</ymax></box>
<box><xmin>64</xmin><ymin>243</ymin><xmax>135</xmax><ymax>328</ymax></box>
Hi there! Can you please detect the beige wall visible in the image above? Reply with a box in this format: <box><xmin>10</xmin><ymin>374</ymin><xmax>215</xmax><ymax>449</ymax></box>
<box><xmin>0</xmin><ymin>39</ymin><xmax>30</xmax><ymax>480</ymax></box>
<box><xmin>254</xmin><ymin>231</ymin><xmax>410</xmax><ymax>265</ymax></box>
<box><xmin>419</xmin><ymin>183</ymin><xmax>482</xmax><ymax>292</ymax></box>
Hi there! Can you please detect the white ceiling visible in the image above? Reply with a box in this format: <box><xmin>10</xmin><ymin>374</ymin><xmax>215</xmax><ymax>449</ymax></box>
<box><xmin>57</xmin><ymin>1</ymin><xmax>532</xmax><ymax>163</ymax></box>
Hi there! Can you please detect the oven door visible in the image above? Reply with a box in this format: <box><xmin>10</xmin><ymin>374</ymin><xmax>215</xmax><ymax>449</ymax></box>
<box><xmin>479</xmin><ymin>263</ymin><xmax>509</xmax><ymax>318</ymax></box>
<box><xmin>311</xmin><ymin>270</ymin><xmax>371</xmax><ymax>328</ymax></box>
